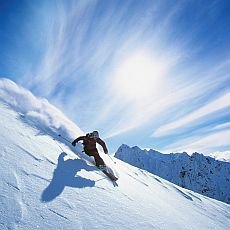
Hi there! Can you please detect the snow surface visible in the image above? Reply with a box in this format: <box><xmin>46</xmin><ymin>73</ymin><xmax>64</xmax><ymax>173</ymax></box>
<box><xmin>0</xmin><ymin>80</ymin><xmax>230</xmax><ymax>229</ymax></box>
<box><xmin>115</xmin><ymin>145</ymin><xmax>230</xmax><ymax>204</ymax></box>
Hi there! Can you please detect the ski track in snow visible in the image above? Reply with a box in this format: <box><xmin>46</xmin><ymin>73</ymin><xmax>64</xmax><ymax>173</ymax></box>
<box><xmin>172</xmin><ymin>186</ymin><xmax>193</xmax><ymax>201</ymax></box>
<box><xmin>48</xmin><ymin>208</ymin><xmax>70</xmax><ymax>221</ymax></box>
<box><xmin>21</xmin><ymin>169</ymin><xmax>51</xmax><ymax>183</ymax></box>
<box><xmin>16</xmin><ymin>144</ymin><xmax>44</xmax><ymax>162</ymax></box>
<box><xmin>0</xmin><ymin>169</ymin><xmax>24</xmax><ymax>229</ymax></box>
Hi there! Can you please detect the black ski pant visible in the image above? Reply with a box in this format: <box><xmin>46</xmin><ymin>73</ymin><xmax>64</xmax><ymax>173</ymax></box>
<box><xmin>84</xmin><ymin>149</ymin><xmax>105</xmax><ymax>167</ymax></box>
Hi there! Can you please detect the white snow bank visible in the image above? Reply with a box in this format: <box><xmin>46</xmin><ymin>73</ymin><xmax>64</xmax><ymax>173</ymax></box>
<box><xmin>0</xmin><ymin>78</ymin><xmax>83</xmax><ymax>139</ymax></box>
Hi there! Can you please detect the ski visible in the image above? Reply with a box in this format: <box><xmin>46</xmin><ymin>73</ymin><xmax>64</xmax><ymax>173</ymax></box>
<box><xmin>98</xmin><ymin>167</ymin><xmax>118</xmax><ymax>186</ymax></box>
<box><xmin>102</xmin><ymin>170</ymin><xmax>118</xmax><ymax>181</ymax></box>
<box><xmin>102</xmin><ymin>171</ymin><xmax>118</xmax><ymax>187</ymax></box>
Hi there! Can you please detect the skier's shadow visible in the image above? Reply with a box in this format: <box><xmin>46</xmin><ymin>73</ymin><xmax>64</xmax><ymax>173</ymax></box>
<box><xmin>41</xmin><ymin>152</ymin><xmax>95</xmax><ymax>202</ymax></box>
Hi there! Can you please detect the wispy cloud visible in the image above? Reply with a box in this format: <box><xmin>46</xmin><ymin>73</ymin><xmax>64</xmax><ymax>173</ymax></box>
<box><xmin>153</xmin><ymin>92</ymin><xmax>230</xmax><ymax>137</ymax></box>
<box><xmin>211</xmin><ymin>122</ymin><xmax>230</xmax><ymax>131</ymax></box>
<box><xmin>165</xmin><ymin>129</ymin><xmax>230</xmax><ymax>154</ymax></box>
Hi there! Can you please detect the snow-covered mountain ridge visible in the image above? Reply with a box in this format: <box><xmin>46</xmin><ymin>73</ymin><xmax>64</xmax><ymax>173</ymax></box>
<box><xmin>115</xmin><ymin>144</ymin><xmax>230</xmax><ymax>204</ymax></box>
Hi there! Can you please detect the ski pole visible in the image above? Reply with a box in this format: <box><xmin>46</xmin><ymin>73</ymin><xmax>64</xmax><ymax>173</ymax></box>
<box><xmin>108</xmin><ymin>154</ymin><xmax>116</xmax><ymax>164</ymax></box>
<box><xmin>53</xmin><ymin>139</ymin><xmax>65</xmax><ymax>152</ymax></box>
<box><xmin>58</xmin><ymin>134</ymin><xmax>72</xmax><ymax>143</ymax></box>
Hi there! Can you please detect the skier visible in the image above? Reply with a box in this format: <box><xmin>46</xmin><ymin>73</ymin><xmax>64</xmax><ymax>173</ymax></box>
<box><xmin>71</xmin><ymin>131</ymin><xmax>108</xmax><ymax>170</ymax></box>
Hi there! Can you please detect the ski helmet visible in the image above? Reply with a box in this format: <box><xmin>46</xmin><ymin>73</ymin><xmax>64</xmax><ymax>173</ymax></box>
<box><xmin>91</xmin><ymin>131</ymin><xmax>99</xmax><ymax>139</ymax></box>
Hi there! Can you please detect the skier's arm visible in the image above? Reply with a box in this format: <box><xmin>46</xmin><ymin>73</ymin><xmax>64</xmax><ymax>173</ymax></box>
<box><xmin>97</xmin><ymin>138</ymin><xmax>108</xmax><ymax>154</ymax></box>
<box><xmin>72</xmin><ymin>136</ymin><xmax>85</xmax><ymax>146</ymax></box>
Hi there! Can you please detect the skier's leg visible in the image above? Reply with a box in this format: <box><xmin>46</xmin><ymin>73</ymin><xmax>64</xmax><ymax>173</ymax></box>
<box><xmin>84</xmin><ymin>149</ymin><xmax>105</xmax><ymax>167</ymax></box>
<box><xmin>94</xmin><ymin>154</ymin><xmax>105</xmax><ymax>167</ymax></box>
<box><xmin>89</xmin><ymin>151</ymin><xmax>105</xmax><ymax>167</ymax></box>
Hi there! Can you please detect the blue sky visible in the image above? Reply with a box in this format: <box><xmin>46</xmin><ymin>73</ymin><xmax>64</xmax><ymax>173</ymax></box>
<box><xmin>1</xmin><ymin>0</ymin><xmax>230</xmax><ymax>154</ymax></box>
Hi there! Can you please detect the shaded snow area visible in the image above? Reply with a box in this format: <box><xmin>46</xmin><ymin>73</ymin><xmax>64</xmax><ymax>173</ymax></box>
<box><xmin>0</xmin><ymin>81</ymin><xmax>229</xmax><ymax>229</ymax></box>
<box><xmin>115</xmin><ymin>145</ymin><xmax>230</xmax><ymax>204</ymax></box>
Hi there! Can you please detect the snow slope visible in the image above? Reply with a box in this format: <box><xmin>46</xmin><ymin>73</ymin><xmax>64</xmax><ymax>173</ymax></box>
<box><xmin>115</xmin><ymin>145</ymin><xmax>230</xmax><ymax>204</ymax></box>
<box><xmin>0</xmin><ymin>80</ymin><xmax>230</xmax><ymax>229</ymax></box>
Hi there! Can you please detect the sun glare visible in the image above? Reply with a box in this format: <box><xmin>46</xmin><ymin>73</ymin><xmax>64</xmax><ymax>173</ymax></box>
<box><xmin>112</xmin><ymin>51</ymin><xmax>168</xmax><ymax>102</ymax></box>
